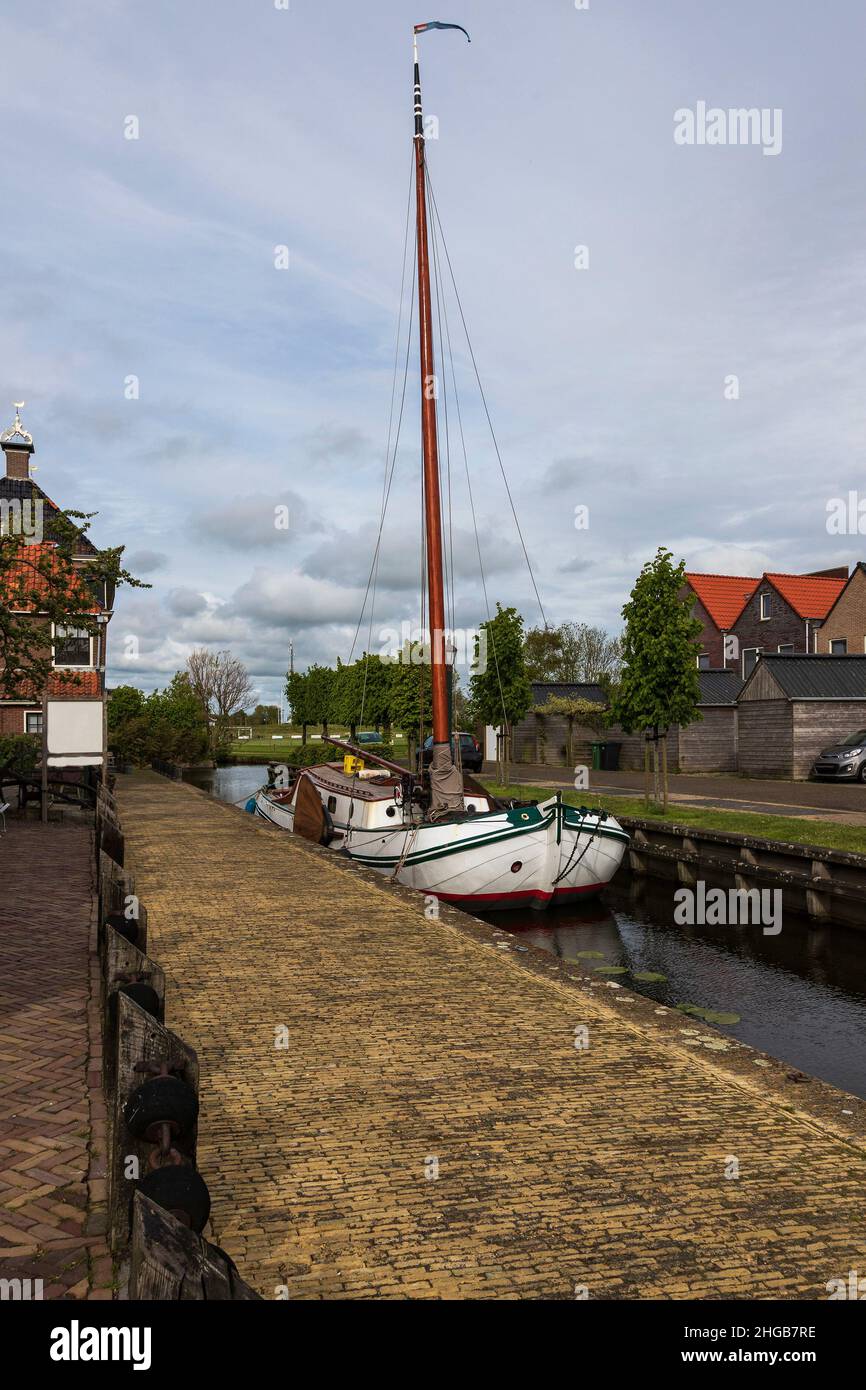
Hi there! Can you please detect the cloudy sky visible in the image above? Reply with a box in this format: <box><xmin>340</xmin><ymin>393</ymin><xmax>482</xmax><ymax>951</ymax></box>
<box><xmin>2</xmin><ymin>1</ymin><xmax>865</xmax><ymax>707</ymax></box>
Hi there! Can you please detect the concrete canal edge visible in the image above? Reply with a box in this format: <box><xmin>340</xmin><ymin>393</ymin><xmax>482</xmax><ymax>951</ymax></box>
<box><xmin>112</xmin><ymin>769</ymin><xmax>866</xmax><ymax>1299</ymax></box>
<box><xmin>615</xmin><ymin>813</ymin><xmax>866</xmax><ymax>929</ymax></box>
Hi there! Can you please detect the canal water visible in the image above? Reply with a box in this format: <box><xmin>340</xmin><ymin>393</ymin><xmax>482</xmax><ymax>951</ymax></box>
<box><xmin>190</xmin><ymin>764</ymin><xmax>866</xmax><ymax>1101</ymax></box>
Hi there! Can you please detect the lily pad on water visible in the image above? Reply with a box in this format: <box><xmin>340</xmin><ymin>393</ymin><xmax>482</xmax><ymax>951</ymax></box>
<box><xmin>632</xmin><ymin>971</ymin><xmax>668</xmax><ymax>983</ymax></box>
<box><xmin>593</xmin><ymin>965</ymin><xmax>628</xmax><ymax>975</ymax></box>
<box><xmin>676</xmin><ymin>1003</ymin><xmax>741</xmax><ymax>1026</ymax></box>
<box><xmin>575</xmin><ymin>950</ymin><xmax>606</xmax><ymax>960</ymax></box>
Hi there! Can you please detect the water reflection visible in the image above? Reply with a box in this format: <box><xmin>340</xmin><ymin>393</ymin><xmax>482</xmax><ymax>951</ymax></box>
<box><xmin>483</xmin><ymin>880</ymin><xmax>866</xmax><ymax>1101</ymax></box>
<box><xmin>195</xmin><ymin>766</ymin><xmax>866</xmax><ymax>1100</ymax></box>
<box><xmin>184</xmin><ymin>763</ymin><xmax>264</xmax><ymax>807</ymax></box>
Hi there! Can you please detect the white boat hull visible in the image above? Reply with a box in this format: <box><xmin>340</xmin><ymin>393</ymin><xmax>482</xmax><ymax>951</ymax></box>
<box><xmin>252</xmin><ymin>775</ymin><xmax>628</xmax><ymax>910</ymax></box>
<box><xmin>342</xmin><ymin>796</ymin><xmax>627</xmax><ymax>908</ymax></box>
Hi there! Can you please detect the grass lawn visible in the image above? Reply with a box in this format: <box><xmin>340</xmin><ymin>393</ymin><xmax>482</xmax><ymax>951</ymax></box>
<box><xmin>481</xmin><ymin>781</ymin><xmax>866</xmax><ymax>856</ymax></box>
<box><xmin>223</xmin><ymin>728</ymin><xmax>411</xmax><ymax>762</ymax></box>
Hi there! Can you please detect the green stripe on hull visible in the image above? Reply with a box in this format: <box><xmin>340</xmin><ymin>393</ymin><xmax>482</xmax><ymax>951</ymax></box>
<box><xmin>346</xmin><ymin>811</ymin><xmax>627</xmax><ymax>869</ymax></box>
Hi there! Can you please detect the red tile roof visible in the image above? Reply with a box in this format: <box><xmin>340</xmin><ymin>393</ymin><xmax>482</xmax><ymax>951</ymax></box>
<box><xmin>6</xmin><ymin>670</ymin><xmax>102</xmax><ymax>702</ymax></box>
<box><xmin>764</xmin><ymin>573</ymin><xmax>847</xmax><ymax>619</ymax></box>
<box><xmin>685</xmin><ymin>573</ymin><xmax>760</xmax><ymax>629</ymax></box>
<box><xmin>1</xmin><ymin>542</ymin><xmax>102</xmax><ymax>613</ymax></box>
<box><xmin>47</xmin><ymin>671</ymin><xmax>101</xmax><ymax>699</ymax></box>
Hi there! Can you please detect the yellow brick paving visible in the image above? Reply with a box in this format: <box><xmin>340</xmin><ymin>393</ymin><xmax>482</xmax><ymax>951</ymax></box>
<box><xmin>117</xmin><ymin>772</ymin><xmax>866</xmax><ymax>1300</ymax></box>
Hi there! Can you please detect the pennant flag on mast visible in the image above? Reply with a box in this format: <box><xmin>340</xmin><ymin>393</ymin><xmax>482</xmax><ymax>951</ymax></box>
<box><xmin>414</xmin><ymin>21</ymin><xmax>471</xmax><ymax>42</ymax></box>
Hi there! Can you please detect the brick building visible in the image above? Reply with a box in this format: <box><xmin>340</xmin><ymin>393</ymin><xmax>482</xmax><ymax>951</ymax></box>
<box><xmin>684</xmin><ymin>568</ymin><xmax>849</xmax><ymax>677</ymax></box>
<box><xmin>685</xmin><ymin>574</ymin><xmax>759</xmax><ymax>668</ymax></box>
<box><xmin>0</xmin><ymin>408</ymin><xmax>112</xmax><ymax>738</ymax></box>
<box><xmin>816</xmin><ymin>563</ymin><xmax>866</xmax><ymax>655</ymax></box>
<box><xmin>730</xmin><ymin>572</ymin><xmax>847</xmax><ymax>679</ymax></box>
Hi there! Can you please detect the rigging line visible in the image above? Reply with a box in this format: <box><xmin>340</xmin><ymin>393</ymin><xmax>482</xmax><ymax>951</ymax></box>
<box><xmin>425</xmin><ymin>169</ymin><xmax>549</xmax><ymax>629</ymax></box>
<box><xmin>430</xmin><ymin>183</ymin><xmax>510</xmax><ymax>732</ymax></box>
<box><xmin>350</xmin><ymin>148</ymin><xmax>417</xmax><ymax>672</ymax></box>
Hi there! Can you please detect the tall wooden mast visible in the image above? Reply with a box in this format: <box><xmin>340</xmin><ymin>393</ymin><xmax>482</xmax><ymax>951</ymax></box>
<box><xmin>413</xmin><ymin>33</ymin><xmax>450</xmax><ymax>749</ymax></box>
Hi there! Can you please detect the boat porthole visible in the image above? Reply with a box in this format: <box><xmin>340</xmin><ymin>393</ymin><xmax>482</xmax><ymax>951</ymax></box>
<box><xmin>386</xmin><ymin>806</ymin><xmax>396</xmax><ymax>817</ymax></box>
<box><xmin>520</xmin><ymin>812</ymin><xmax>530</xmax><ymax>821</ymax></box>
<box><xmin>511</xmin><ymin>861</ymin><xmax>522</xmax><ymax>873</ymax></box>
<box><xmin>466</xmin><ymin>803</ymin><xmax>475</xmax><ymax>813</ymax></box>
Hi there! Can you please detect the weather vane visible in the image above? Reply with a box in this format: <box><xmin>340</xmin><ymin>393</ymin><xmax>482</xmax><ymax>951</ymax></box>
<box><xmin>1</xmin><ymin>402</ymin><xmax>33</xmax><ymax>445</ymax></box>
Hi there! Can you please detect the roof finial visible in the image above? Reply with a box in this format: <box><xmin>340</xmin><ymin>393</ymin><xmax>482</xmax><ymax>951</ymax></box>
<box><xmin>1</xmin><ymin>402</ymin><xmax>33</xmax><ymax>447</ymax></box>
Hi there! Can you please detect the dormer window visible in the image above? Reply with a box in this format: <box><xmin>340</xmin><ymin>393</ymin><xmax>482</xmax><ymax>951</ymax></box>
<box><xmin>53</xmin><ymin>625</ymin><xmax>92</xmax><ymax>667</ymax></box>
<box><xmin>759</xmin><ymin>592</ymin><xmax>771</xmax><ymax>621</ymax></box>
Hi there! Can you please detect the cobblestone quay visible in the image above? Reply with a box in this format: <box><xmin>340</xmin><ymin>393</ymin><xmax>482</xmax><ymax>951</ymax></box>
<box><xmin>116</xmin><ymin>771</ymin><xmax>866</xmax><ymax>1300</ymax></box>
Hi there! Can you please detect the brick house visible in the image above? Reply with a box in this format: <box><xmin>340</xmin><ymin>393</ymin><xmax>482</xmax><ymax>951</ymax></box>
<box><xmin>684</xmin><ymin>573</ymin><xmax>760</xmax><ymax>668</ymax></box>
<box><xmin>815</xmin><ymin>563</ymin><xmax>866</xmax><ymax>655</ymax></box>
<box><xmin>730</xmin><ymin>572</ymin><xmax>847</xmax><ymax>680</ymax></box>
<box><xmin>684</xmin><ymin>568</ymin><xmax>848</xmax><ymax>676</ymax></box>
<box><xmin>0</xmin><ymin>409</ymin><xmax>112</xmax><ymax>740</ymax></box>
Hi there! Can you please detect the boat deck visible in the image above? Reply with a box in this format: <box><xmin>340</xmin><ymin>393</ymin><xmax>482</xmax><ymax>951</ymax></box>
<box><xmin>116</xmin><ymin>769</ymin><xmax>866</xmax><ymax>1299</ymax></box>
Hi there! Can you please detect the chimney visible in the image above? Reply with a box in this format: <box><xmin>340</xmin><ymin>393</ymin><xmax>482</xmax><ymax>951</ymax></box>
<box><xmin>1</xmin><ymin>403</ymin><xmax>34</xmax><ymax>479</ymax></box>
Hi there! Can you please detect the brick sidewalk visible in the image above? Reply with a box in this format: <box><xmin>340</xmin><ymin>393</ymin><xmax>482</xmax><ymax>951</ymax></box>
<box><xmin>0</xmin><ymin>820</ymin><xmax>112</xmax><ymax>1299</ymax></box>
<box><xmin>118</xmin><ymin>772</ymin><xmax>866</xmax><ymax>1300</ymax></box>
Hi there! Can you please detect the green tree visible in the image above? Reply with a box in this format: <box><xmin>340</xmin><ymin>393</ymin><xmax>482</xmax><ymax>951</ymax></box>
<box><xmin>286</xmin><ymin>669</ymin><xmax>310</xmax><ymax>742</ymax></box>
<box><xmin>145</xmin><ymin>673</ymin><xmax>210</xmax><ymax>765</ymax></box>
<box><xmin>523</xmin><ymin>626</ymin><xmax>565</xmax><ymax>682</ymax></box>
<box><xmin>388</xmin><ymin>648</ymin><xmax>431</xmax><ymax>766</ymax></box>
<box><xmin>331</xmin><ymin>659</ymin><xmax>363</xmax><ymax>739</ymax></box>
<box><xmin>304</xmin><ymin>664</ymin><xmax>336</xmax><ymax>741</ymax></box>
<box><xmin>611</xmin><ymin>547</ymin><xmax>702</xmax><ymax>809</ymax></box>
<box><xmin>0</xmin><ymin>733</ymin><xmax>39</xmax><ymax>780</ymax></box>
<box><xmin>470</xmin><ymin>604</ymin><xmax>533</xmax><ymax>781</ymax></box>
<box><xmin>537</xmin><ymin>694</ymin><xmax>607</xmax><ymax>766</ymax></box>
<box><xmin>358</xmin><ymin>654</ymin><xmax>393</xmax><ymax>738</ymax></box>
<box><xmin>107</xmin><ymin>685</ymin><xmax>150</xmax><ymax>765</ymax></box>
<box><xmin>107</xmin><ymin>675</ymin><xmax>209</xmax><ymax>766</ymax></box>
<box><xmin>0</xmin><ymin>506</ymin><xmax>145</xmax><ymax>699</ymax></box>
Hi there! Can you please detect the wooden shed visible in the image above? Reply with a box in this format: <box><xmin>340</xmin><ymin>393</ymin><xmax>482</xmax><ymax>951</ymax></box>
<box><xmin>679</xmin><ymin>670</ymin><xmax>743</xmax><ymax>773</ymax></box>
<box><xmin>512</xmin><ymin>683</ymin><xmax>607</xmax><ymax>766</ymax></box>
<box><xmin>737</xmin><ymin>654</ymin><xmax>866</xmax><ymax>778</ymax></box>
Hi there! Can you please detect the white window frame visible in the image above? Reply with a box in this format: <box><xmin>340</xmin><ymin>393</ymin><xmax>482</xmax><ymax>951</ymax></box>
<box><xmin>742</xmin><ymin>647</ymin><xmax>760</xmax><ymax>678</ymax></box>
<box><xmin>759</xmin><ymin>592</ymin><xmax>771</xmax><ymax>621</ymax></box>
<box><xmin>51</xmin><ymin>623</ymin><xmax>95</xmax><ymax>670</ymax></box>
<box><xmin>777</xmin><ymin>644</ymin><xmax>794</xmax><ymax>655</ymax></box>
<box><xmin>24</xmin><ymin>710</ymin><xmax>43</xmax><ymax>734</ymax></box>
<box><xmin>829</xmin><ymin>638</ymin><xmax>848</xmax><ymax>655</ymax></box>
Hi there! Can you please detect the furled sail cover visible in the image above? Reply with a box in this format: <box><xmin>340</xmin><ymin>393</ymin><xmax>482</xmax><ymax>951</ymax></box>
<box><xmin>428</xmin><ymin>741</ymin><xmax>465</xmax><ymax>818</ymax></box>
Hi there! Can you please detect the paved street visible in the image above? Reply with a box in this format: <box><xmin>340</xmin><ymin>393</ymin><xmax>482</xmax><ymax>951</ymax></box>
<box><xmin>0</xmin><ymin>820</ymin><xmax>111</xmax><ymax>1299</ymax></box>
<box><xmin>496</xmin><ymin>764</ymin><xmax>866</xmax><ymax>826</ymax></box>
<box><xmin>117</xmin><ymin>771</ymin><xmax>866</xmax><ymax>1300</ymax></box>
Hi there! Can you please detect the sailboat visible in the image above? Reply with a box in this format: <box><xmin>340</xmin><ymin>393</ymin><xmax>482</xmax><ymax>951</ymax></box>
<box><xmin>252</xmin><ymin>23</ymin><xmax>628</xmax><ymax>909</ymax></box>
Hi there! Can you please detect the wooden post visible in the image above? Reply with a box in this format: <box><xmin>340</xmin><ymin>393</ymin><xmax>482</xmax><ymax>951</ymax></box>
<box><xmin>103</xmin><ymin>927</ymin><xmax>166</xmax><ymax>1094</ymax></box>
<box><xmin>108</xmin><ymin>994</ymin><xmax>199</xmax><ymax>1254</ymax></box>
<box><xmin>130</xmin><ymin>1193</ymin><xmax>261</xmax><ymax>1301</ymax></box>
<box><xmin>41</xmin><ymin>692</ymin><xmax>48</xmax><ymax>823</ymax></box>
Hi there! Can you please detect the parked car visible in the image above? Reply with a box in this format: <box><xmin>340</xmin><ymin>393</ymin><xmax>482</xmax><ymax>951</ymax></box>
<box><xmin>417</xmin><ymin>732</ymin><xmax>483</xmax><ymax>774</ymax></box>
<box><xmin>810</xmin><ymin>729</ymin><xmax>866</xmax><ymax>782</ymax></box>
<box><xmin>356</xmin><ymin>731</ymin><xmax>384</xmax><ymax>744</ymax></box>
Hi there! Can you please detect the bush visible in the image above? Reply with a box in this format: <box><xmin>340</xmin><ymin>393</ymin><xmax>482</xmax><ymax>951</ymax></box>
<box><xmin>0</xmin><ymin>733</ymin><xmax>39</xmax><ymax>778</ymax></box>
<box><xmin>281</xmin><ymin>741</ymin><xmax>392</xmax><ymax>768</ymax></box>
